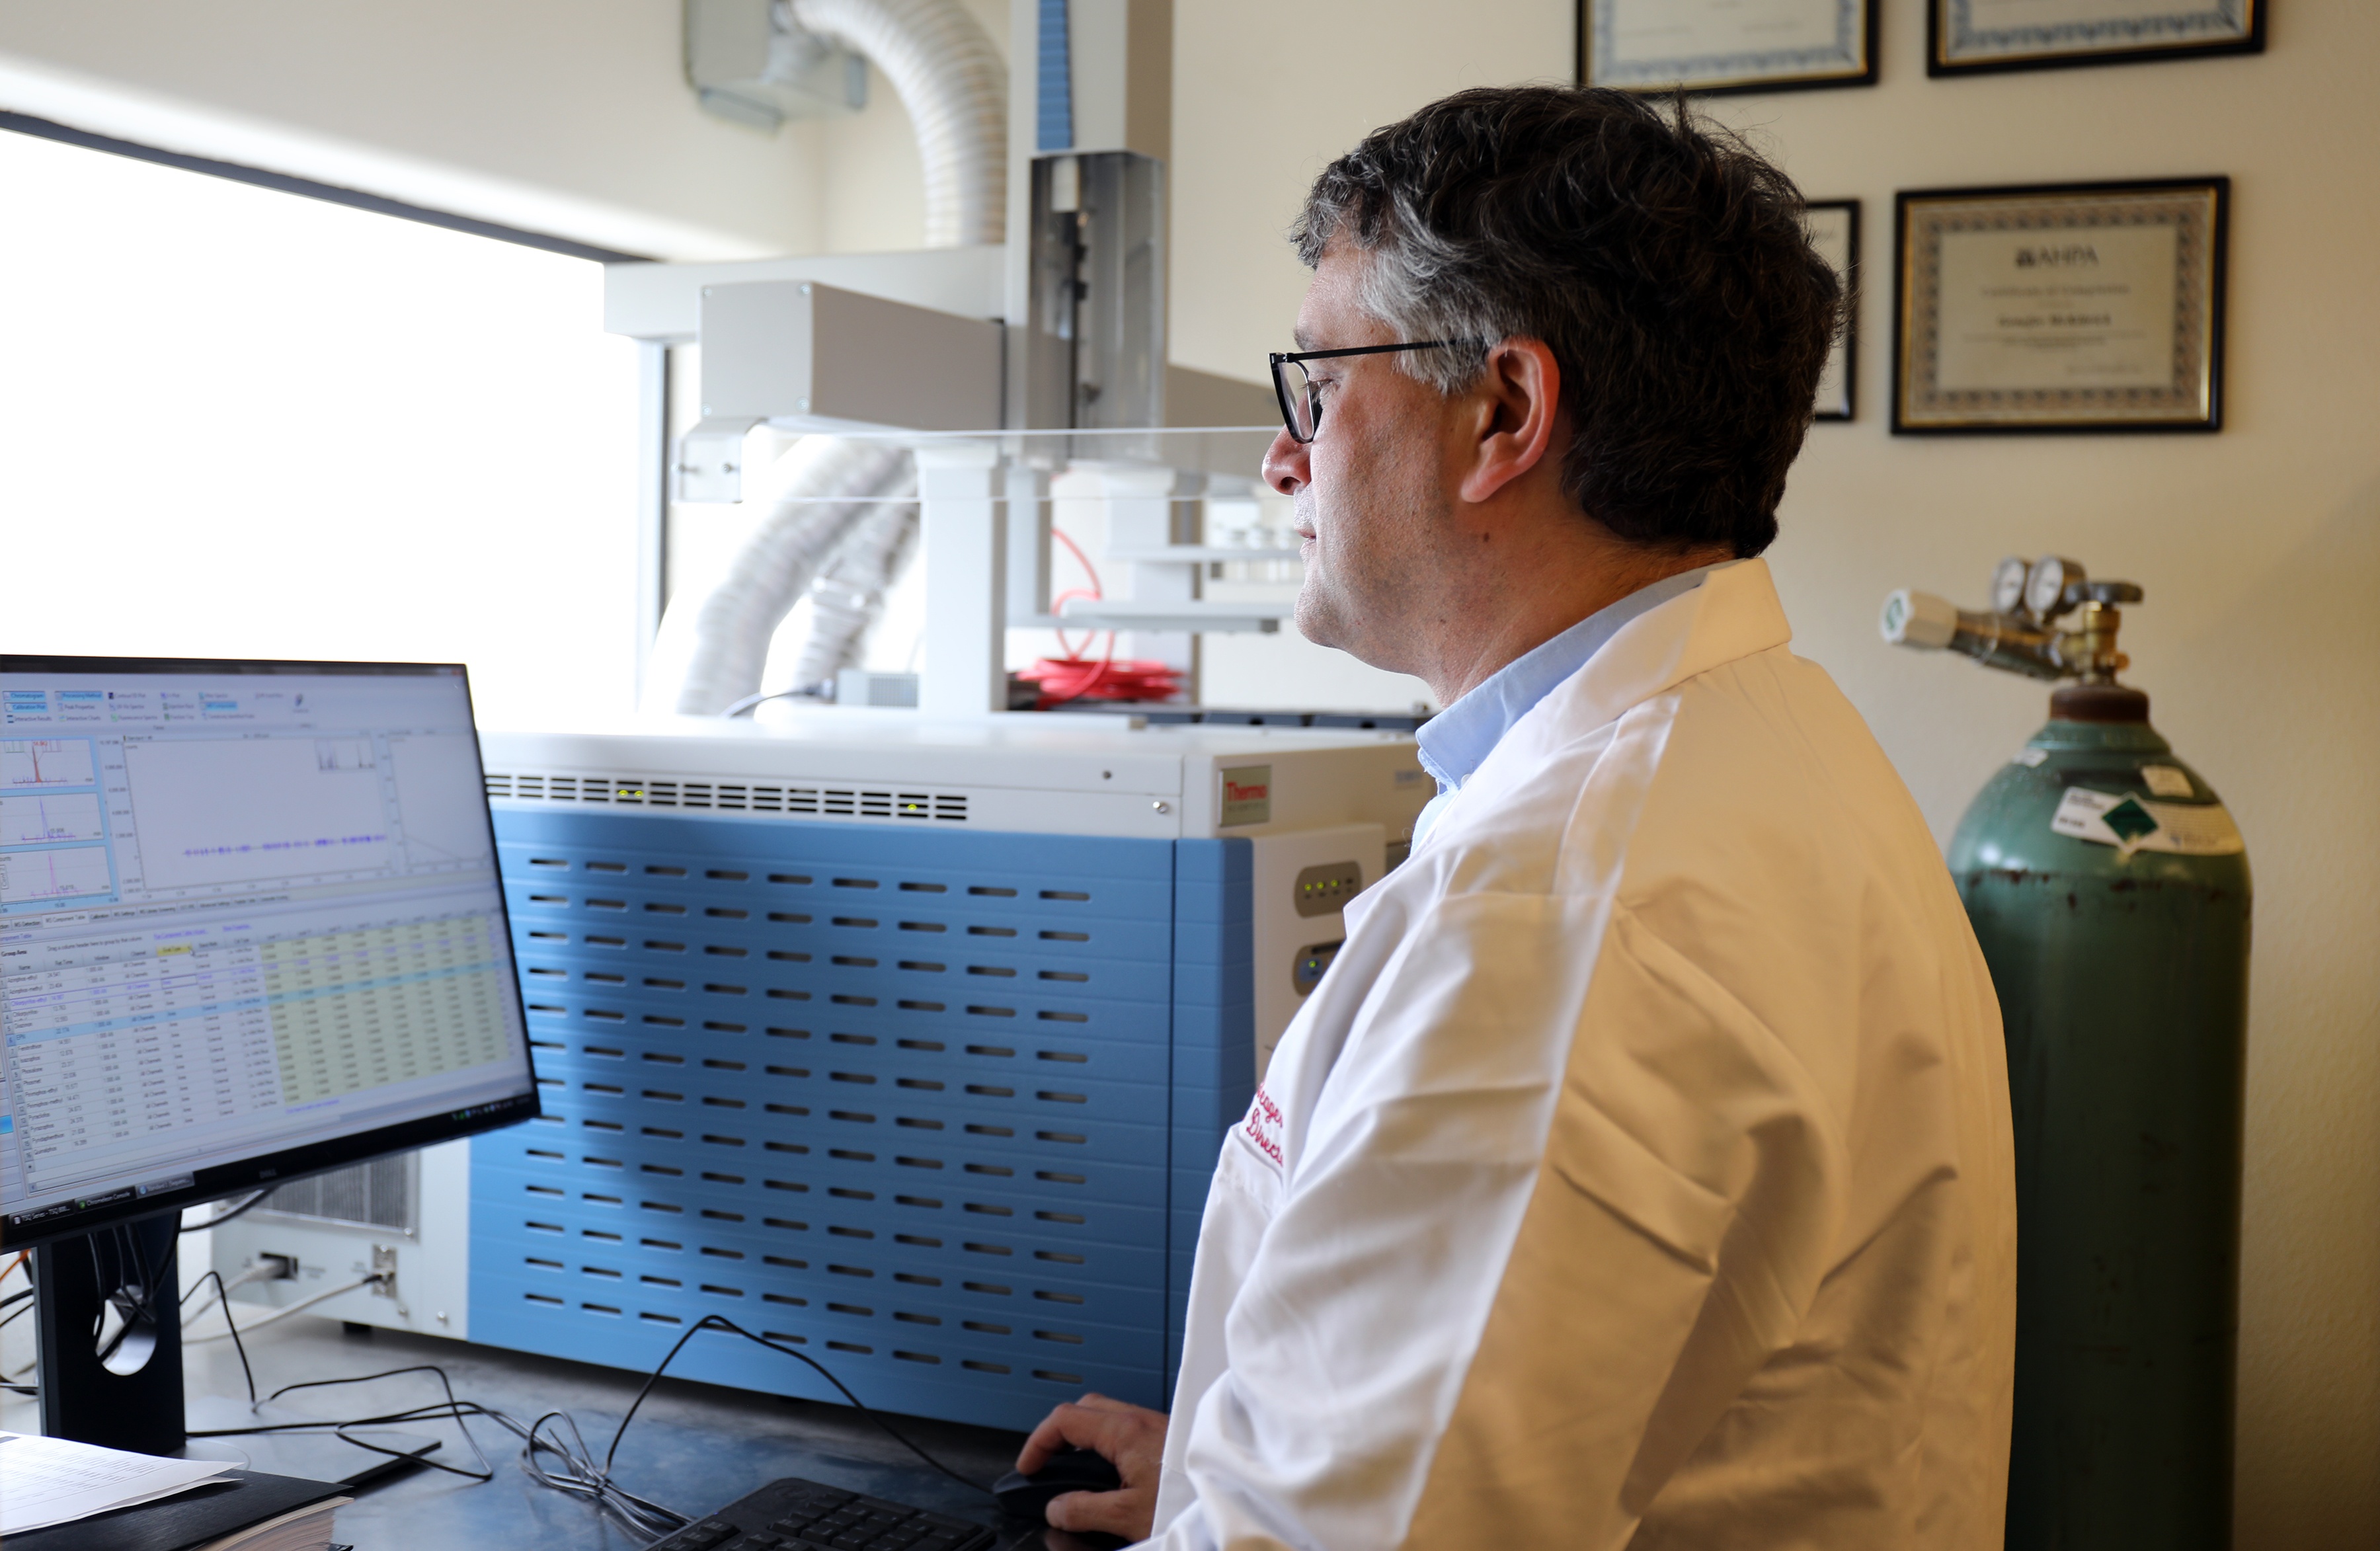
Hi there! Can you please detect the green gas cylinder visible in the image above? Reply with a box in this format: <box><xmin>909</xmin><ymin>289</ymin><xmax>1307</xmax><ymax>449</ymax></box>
<box><xmin>1883</xmin><ymin>559</ymin><xmax>2251</xmax><ymax>1550</ymax></box>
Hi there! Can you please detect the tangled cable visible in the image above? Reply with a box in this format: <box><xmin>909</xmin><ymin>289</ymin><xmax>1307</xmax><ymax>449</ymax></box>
<box><xmin>188</xmin><ymin>1362</ymin><xmax>690</xmax><ymax>1541</ymax></box>
<box><xmin>1019</xmin><ymin>527</ymin><xmax>1183</xmax><ymax>708</ymax></box>
<box><xmin>177</xmin><ymin>1313</ymin><xmax>994</xmax><ymax>1540</ymax></box>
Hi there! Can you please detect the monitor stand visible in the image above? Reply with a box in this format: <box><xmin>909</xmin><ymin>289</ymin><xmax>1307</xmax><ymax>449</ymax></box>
<box><xmin>35</xmin><ymin>1211</ymin><xmax>188</xmax><ymax>1455</ymax></box>
<box><xmin>33</xmin><ymin>1214</ymin><xmax>443</xmax><ymax>1477</ymax></box>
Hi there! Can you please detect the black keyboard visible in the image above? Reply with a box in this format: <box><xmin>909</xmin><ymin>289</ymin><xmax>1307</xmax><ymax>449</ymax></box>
<box><xmin>646</xmin><ymin>1476</ymin><xmax>998</xmax><ymax>1551</ymax></box>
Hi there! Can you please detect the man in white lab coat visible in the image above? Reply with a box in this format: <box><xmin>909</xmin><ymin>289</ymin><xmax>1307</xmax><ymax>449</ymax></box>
<box><xmin>1015</xmin><ymin>86</ymin><xmax>2016</xmax><ymax>1548</ymax></box>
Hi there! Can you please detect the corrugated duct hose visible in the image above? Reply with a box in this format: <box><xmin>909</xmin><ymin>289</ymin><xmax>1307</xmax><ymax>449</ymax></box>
<box><xmin>653</xmin><ymin>0</ymin><xmax>1006</xmax><ymax>715</ymax></box>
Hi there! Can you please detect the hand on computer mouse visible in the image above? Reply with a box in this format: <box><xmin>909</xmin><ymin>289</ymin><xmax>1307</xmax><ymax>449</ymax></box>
<box><xmin>1012</xmin><ymin>1392</ymin><xmax>1168</xmax><ymax>1540</ymax></box>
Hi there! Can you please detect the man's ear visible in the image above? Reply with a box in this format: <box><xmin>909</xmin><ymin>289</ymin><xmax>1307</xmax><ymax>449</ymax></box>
<box><xmin>1455</xmin><ymin>338</ymin><xmax>1561</xmax><ymax>506</ymax></box>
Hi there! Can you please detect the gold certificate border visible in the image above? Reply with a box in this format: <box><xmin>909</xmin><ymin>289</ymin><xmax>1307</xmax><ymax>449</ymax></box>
<box><xmin>1579</xmin><ymin>0</ymin><xmax>1880</xmax><ymax>98</ymax></box>
<box><xmin>1928</xmin><ymin>0</ymin><xmax>2264</xmax><ymax>77</ymax></box>
<box><xmin>1895</xmin><ymin>181</ymin><xmax>2224</xmax><ymax>432</ymax></box>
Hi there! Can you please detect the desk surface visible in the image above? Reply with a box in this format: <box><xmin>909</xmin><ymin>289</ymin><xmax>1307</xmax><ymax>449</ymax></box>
<box><xmin>0</xmin><ymin>1315</ymin><xmax>1072</xmax><ymax>1551</ymax></box>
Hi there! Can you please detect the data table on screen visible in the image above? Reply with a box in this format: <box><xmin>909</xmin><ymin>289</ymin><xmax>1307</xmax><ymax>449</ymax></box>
<box><xmin>0</xmin><ymin>662</ymin><xmax>536</xmax><ymax>1236</ymax></box>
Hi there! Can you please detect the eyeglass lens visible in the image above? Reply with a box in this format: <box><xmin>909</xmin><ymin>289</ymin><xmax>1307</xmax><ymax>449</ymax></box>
<box><xmin>1277</xmin><ymin>358</ymin><xmax>1319</xmax><ymax>440</ymax></box>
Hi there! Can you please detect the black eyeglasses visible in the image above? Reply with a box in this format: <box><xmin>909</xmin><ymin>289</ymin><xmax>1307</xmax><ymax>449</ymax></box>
<box><xmin>1267</xmin><ymin>340</ymin><xmax>1482</xmax><ymax>443</ymax></box>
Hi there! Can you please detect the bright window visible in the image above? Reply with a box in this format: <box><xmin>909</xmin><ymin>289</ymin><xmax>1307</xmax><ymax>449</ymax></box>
<box><xmin>0</xmin><ymin>129</ymin><xmax>642</xmax><ymax>731</ymax></box>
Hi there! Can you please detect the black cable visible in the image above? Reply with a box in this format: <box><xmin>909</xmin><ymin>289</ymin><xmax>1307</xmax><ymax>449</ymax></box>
<box><xmin>182</xmin><ymin>1268</ymin><xmax>258</xmax><ymax>1406</ymax></box>
<box><xmin>0</xmin><ymin>1289</ymin><xmax>31</xmax><ymax>1311</ymax></box>
<box><xmin>262</xmin><ymin>1366</ymin><xmax>496</xmax><ymax>1483</ymax></box>
<box><xmin>0</xmin><ymin>1301</ymin><xmax>32</xmax><ymax>1332</ymax></box>
<box><xmin>126</xmin><ymin>1223</ymin><xmax>163</xmax><ymax>1320</ymax></box>
<box><xmin>189</xmin><ymin>1365</ymin><xmax>683</xmax><ymax>1534</ymax></box>
<box><xmin>180</xmin><ymin>1322</ymin><xmax>997</xmax><ymax>1536</ymax></box>
<box><xmin>180</xmin><ymin>1191</ymin><xmax>270</xmax><ymax>1234</ymax></box>
<box><xmin>93</xmin><ymin>1232</ymin><xmax>134</xmax><ymax>1367</ymax></box>
<box><xmin>604</xmin><ymin>1314</ymin><xmax>996</xmax><ymax>1497</ymax></box>
<box><xmin>85</xmin><ymin>1223</ymin><xmax>172</xmax><ymax>1367</ymax></box>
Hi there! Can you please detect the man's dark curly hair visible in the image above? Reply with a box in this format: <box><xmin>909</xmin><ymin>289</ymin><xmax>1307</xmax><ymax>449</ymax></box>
<box><xmin>1292</xmin><ymin>86</ymin><xmax>1842</xmax><ymax>558</ymax></box>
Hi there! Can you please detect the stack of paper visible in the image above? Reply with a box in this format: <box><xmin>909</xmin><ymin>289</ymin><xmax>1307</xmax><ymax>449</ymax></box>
<box><xmin>187</xmin><ymin>1499</ymin><xmax>346</xmax><ymax>1551</ymax></box>
<box><xmin>0</xmin><ymin>1431</ymin><xmax>237</xmax><ymax>1534</ymax></box>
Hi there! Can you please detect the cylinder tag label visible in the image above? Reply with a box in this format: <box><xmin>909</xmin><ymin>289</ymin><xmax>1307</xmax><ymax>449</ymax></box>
<box><xmin>2052</xmin><ymin>787</ymin><xmax>2244</xmax><ymax>859</ymax></box>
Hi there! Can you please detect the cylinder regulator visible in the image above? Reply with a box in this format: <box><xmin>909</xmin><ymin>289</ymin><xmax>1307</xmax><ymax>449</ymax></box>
<box><xmin>1884</xmin><ymin>557</ymin><xmax>2250</xmax><ymax>1551</ymax></box>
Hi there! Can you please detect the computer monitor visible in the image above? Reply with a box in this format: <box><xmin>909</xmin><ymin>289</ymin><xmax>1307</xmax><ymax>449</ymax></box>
<box><xmin>0</xmin><ymin>656</ymin><xmax>539</xmax><ymax>1451</ymax></box>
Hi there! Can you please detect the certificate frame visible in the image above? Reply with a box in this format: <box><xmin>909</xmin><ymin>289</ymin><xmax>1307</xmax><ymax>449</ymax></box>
<box><xmin>1579</xmin><ymin>0</ymin><xmax>1878</xmax><ymax>97</ymax></box>
<box><xmin>1804</xmin><ymin>200</ymin><xmax>1860</xmax><ymax>422</ymax></box>
<box><xmin>1929</xmin><ymin>1</ymin><xmax>2264</xmax><ymax>79</ymax></box>
<box><xmin>1891</xmin><ymin>178</ymin><xmax>2229</xmax><ymax>435</ymax></box>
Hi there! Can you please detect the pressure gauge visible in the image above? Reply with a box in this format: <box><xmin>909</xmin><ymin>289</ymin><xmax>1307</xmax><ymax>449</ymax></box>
<box><xmin>2026</xmin><ymin>556</ymin><xmax>2084</xmax><ymax>620</ymax></box>
<box><xmin>1991</xmin><ymin>557</ymin><xmax>2033</xmax><ymax>616</ymax></box>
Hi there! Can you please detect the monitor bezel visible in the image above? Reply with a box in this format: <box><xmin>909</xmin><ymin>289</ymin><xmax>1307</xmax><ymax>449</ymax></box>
<box><xmin>0</xmin><ymin>653</ymin><xmax>542</xmax><ymax>1251</ymax></box>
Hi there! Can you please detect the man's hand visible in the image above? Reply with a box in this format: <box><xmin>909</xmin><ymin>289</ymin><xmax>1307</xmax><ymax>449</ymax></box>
<box><xmin>1015</xmin><ymin>1392</ymin><xmax>1168</xmax><ymax>1541</ymax></box>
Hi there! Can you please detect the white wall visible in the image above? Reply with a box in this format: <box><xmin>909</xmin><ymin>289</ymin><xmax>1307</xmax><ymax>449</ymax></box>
<box><xmin>0</xmin><ymin>0</ymin><xmax>982</xmax><ymax>260</ymax></box>
<box><xmin>1177</xmin><ymin>5</ymin><xmax>2379</xmax><ymax>1543</ymax></box>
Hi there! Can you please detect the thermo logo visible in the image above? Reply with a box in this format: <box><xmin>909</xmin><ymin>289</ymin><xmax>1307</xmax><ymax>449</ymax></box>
<box><xmin>1219</xmin><ymin>765</ymin><xmax>1272</xmax><ymax>828</ymax></box>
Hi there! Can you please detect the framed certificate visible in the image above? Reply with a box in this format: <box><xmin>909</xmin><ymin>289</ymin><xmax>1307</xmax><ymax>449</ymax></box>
<box><xmin>1930</xmin><ymin>1</ymin><xmax>2264</xmax><ymax>77</ymax></box>
<box><xmin>1580</xmin><ymin>0</ymin><xmax>1877</xmax><ymax>95</ymax></box>
<box><xmin>1804</xmin><ymin>200</ymin><xmax>1859</xmax><ymax>421</ymax></box>
<box><xmin>1891</xmin><ymin>179</ymin><xmax>2228</xmax><ymax>434</ymax></box>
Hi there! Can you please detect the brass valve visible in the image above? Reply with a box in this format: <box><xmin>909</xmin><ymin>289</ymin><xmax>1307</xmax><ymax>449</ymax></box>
<box><xmin>1880</xmin><ymin>556</ymin><xmax>2143</xmax><ymax>684</ymax></box>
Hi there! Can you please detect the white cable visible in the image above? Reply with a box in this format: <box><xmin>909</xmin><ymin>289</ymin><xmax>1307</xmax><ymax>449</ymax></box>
<box><xmin>184</xmin><ymin>1274</ymin><xmax>384</xmax><ymax>1345</ymax></box>
<box><xmin>180</xmin><ymin>1263</ymin><xmax>274</xmax><ymax>1329</ymax></box>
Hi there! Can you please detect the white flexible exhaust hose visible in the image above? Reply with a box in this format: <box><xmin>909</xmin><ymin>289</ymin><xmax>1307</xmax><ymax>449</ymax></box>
<box><xmin>790</xmin><ymin>0</ymin><xmax>1008</xmax><ymax>247</ymax></box>
<box><xmin>652</xmin><ymin>0</ymin><xmax>1003</xmax><ymax>715</ymax></box>
<box><xmin>793</xmin><ymin>485</ymin><xmax>922</xmax><ymax>688</ymax></box>
<box><xmin>658</xmin><ymin>437</ymin><xmax>912</xmax><ymax>713</ymax></box>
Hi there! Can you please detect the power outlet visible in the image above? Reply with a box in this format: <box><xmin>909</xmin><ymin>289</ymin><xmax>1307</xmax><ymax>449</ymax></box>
<box><xmin>370</xmin><ymin>1244</ymin><xmax>398</xmax><ymax>1299</ymax></box>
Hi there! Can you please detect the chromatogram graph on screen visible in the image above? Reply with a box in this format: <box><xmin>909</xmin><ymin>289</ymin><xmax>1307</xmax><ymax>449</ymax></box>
<box><xmin>0</xmin><ymin>792</ymin><xmax>105</xmax><ymax>845</ymax></box>
<box><xmin>1</xmin><ymin>739</ymin><xmax>97</xmax><ymax>789</ymax></box>
<box><xmin>0</xmin><ymin>846</ymin><xmax>113</xmax><ymax>904</ymax></box>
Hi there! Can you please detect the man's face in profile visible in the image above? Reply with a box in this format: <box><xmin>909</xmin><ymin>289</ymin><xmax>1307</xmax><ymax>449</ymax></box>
<box><xmin>1263</xmin><ymin>244</ymin><xmax>1461</xmax><ymax>680</ymax></box>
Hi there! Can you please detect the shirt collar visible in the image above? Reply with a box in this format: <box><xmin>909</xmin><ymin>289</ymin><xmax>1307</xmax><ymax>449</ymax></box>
<box><xmin>1413</xmin><ymin>564</ymin><xmax>1718</xmax><ymax>794</ymax></box>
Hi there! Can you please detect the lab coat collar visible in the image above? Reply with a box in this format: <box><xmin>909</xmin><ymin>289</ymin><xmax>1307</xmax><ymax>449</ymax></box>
<box><xmin>1397</xmin><ymin>557</ymin><xmax>1792</xmax><ymax>864</ymax></box>
<box><xmin>1413</xmin><ymin>565</ymin><xmax>1718</xmax><ymax>795</ymax></box>
<box><xmin>1554</xmin><ymin>555</ymin><xmax>1791</xmax><ymax>730</ymax></box>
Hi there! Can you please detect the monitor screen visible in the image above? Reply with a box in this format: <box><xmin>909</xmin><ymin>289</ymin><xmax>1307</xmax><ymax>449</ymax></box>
<box><xmin>0</xmin><ymin>656</ymin><xmax>537</xmax><ymax>1249</ymax></box>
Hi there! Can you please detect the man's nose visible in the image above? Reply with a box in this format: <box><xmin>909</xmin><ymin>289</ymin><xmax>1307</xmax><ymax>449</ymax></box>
<box><xmin>1261</xmin><ymin>427</ymin><xmax>1309</xmax><ymax>497</ymax></box>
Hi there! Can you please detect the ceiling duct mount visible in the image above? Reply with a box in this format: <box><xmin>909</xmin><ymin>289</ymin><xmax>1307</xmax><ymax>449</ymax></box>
<box><xmin>685</xmin><ymin>0</ymin><xmax>869</xmax><ymax>132</ymax></box>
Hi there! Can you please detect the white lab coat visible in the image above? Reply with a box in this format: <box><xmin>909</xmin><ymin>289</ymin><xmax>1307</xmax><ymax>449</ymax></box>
<box><xmin>1146</xmin><ymin>559</ymin><xmax>2016</xmax><ymax>1550</ymax></box>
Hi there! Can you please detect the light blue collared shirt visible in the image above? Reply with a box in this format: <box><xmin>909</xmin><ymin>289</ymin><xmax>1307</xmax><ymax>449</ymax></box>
<box><xmin>1410</xmin><ymin>565</ymin><xmax>1717</xmax><ymax>848</ymax></box>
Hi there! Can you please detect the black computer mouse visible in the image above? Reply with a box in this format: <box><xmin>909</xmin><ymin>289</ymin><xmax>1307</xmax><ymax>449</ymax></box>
<box><xmin>991</xmin><ymin>1446</ymin><xmax>1125</xmax><ymax>1523</ymax></box>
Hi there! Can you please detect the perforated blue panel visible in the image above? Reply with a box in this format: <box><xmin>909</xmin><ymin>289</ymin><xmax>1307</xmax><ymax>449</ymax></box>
<box><xmin>472</xmin><ymin>809</ymin><xmax>1252</xmax><ymax>1430</ymax></box>
<box><xmin>1167</xmin><ymin>839</ymin><xmax>1251</xmax><ymax>1389</ymax></box>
